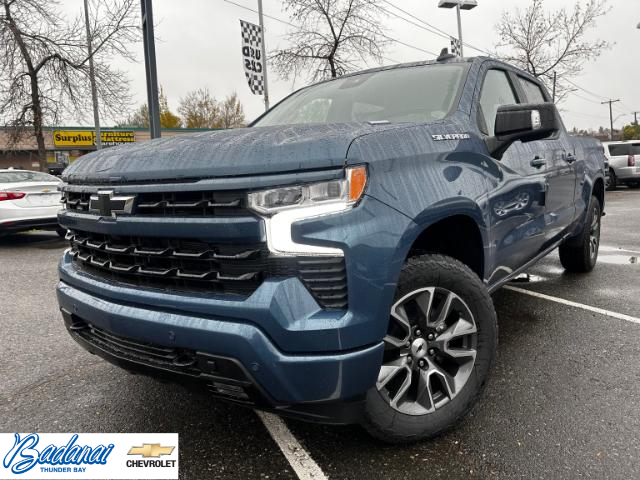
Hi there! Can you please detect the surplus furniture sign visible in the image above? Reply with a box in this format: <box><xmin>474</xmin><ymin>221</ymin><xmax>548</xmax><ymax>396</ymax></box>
<box><xmin>53</xmin><ymin>130</ymin><xmax>135</xmax><ymax>148</ymax></box>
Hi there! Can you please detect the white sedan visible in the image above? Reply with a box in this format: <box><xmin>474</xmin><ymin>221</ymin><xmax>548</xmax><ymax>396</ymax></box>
<box><xmin>0</xmin><ymin>169</ymin><xmax>64</xmax><ymax>237</ymax></box>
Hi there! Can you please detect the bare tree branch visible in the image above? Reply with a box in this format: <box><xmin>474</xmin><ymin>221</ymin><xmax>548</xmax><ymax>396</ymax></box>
<box><xmin>271</xmin><ymin>0</ymin><xmax>388</xmax><ymax>83</ymax></box>
<box><xmin>0</xmin><ymin>0</ymin><xmax>140</xmax><ymax>170</ymax></box>
<box><xmin>494</xmin><ymin>0</ymin><xmax>611</xmax><ymax>103</ymax></box>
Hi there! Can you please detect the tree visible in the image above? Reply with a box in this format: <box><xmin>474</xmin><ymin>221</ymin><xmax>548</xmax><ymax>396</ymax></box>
<box><xmin>271</xmin><ymin>0</ymin><xmax>387</xmax><ymax>82</ymax></box>
<box><xmin>0</xmin><ymin>0</ymin><xmax>139</xmax><ymax>170</ymax></box>
<box><xmin>178</xmin><ymin>88</ymin><xmax>220</xmax><ymax>128</ymax></box>
<box><xmin>622</xmin><ymin>124</ymin><xmax>640</xmax><ymax>141</ymax></box>
<box><xmin>217</xmin><ymin>93</ymin><xmax>245</xmax><ymax>128</ymax></box>
<box><xmin>119</xmin><ymin>103</ymin><xmax>149</xmax><ymax>128</ymax></box>
<box><xmin>495</xmin><ymin>0</ymin><xmax>610</xmax><ymax>103</ymax></box>
<box><xmin>177</xmin><ymin>89</ymin><xmax>245</xmax><ymax>129</ymax></box>
<box><xmin>158</xmin><ymin>87</ymin><xmax>181</xmax><ymax>128</ymax></box>
<box><xmin>120</xmin><ymin>88</ymin><xmax>182</xmax><ymax>129</ymax></box>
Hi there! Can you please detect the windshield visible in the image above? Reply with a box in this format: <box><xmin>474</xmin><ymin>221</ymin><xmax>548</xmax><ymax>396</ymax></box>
<box><xmin>254</xmin><ymin>64</ymin><xmax>467</xmax><ymax>127</ymax></box>
<box><xmin>0</xmin><ymin>171</ymin><xmax>60</xmax><ymax>183</ymax></box>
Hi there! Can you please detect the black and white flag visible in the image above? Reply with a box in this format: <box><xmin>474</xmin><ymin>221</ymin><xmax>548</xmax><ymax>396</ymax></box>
<box><xmin>450</xmin><ymin>37</ymin><xmax>462</xmax><ymax>57</ymax></box>
<box><xmin>240</xmin><ymin>20</ymin><xmax>265</xmax><ymax>95</ymax></box>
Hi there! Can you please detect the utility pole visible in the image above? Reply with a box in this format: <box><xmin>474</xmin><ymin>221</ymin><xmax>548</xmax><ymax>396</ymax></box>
<box><xmin>552</xmin><ymin>71</ymin><xmax>557</xmax><ymax>104</ymax></box>
<box><xmin>141</xmin><ymin>0</ymin><xmax>161</xmax><ymax>139</ymax></box>
<box><xmin>633</xmin><ymin>111</ymin><xmax>639</xmax><ymax>125</ymax></box>
<box><xmin>601</xmin><ymin>99</ymin><xmax>620</xmax><ymax>141</ymax></box>
<box><xmin>83</xmin><ymin>0</ymin><xmax>101</xmax><ymax>150</ymax></box>
<box><xmin>257</xmin><ymin>0</ymin><xmax>270</xmax><ymax>110</ymax></box>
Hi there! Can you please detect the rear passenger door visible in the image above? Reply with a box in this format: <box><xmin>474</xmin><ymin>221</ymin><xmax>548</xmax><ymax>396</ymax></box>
<box><xmin>478</xmin><ymin>68</ymin><xmax>549</xmax><ymax>281</ymax></box>
<box><xmin>516</xmin><ymin>75</ymin><xmax>577</xmax><ymax>244</ymax></box>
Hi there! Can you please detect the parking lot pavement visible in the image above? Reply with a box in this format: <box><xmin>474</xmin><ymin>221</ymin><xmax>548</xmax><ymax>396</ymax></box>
<box><xmin>1</xmin><ymin>189</ymin><xmax>639</xmax><ymax>480</ymax></box>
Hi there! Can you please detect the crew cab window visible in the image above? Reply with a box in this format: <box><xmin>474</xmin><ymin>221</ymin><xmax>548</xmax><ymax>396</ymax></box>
<box><xmin>479</xmin><ymin>70</ymin><xmax>518</xmax><ymax>136</ymax></box>
<box><xmin>520</xmin><ymin>77</ymin><xmax>547</xmax><ymax>103</ymax></box>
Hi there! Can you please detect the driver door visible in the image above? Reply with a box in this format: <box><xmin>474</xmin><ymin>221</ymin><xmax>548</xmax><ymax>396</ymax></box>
<box><xmin>478</xmin><ymin>68</ymin><xmax>549</xmax><ymax>283</ymax></box>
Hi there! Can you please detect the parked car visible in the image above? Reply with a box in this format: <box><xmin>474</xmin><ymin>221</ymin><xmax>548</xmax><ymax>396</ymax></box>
<box><xmin>56</xmin><ymin>55</ymin><xmax>606</xmax><ymax>443</ymax></box>
<box><xmin>603</xmin><ymin>141</ymin><xmax>640</xmax><ymax>190</ymax></box>
<box><xmin>0</xmin><ymin>169</ymin><xmax>64</xmax><ymax>237</ymax></box>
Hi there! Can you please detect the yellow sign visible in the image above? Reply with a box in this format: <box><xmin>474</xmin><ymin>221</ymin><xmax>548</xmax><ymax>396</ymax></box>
<box><xmin>53</xmin><ymin>130</ymin><xmax>135</xmax><ymax>148</ymax></box>
<box><xmin>128</xmin><ymin>444</ymin><xmax>175</xmax><ymax>458</ymax></box>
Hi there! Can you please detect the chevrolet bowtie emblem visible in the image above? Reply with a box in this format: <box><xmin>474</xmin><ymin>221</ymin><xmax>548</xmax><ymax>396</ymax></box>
<box><xmin>128</xmin><ymin>444</ymin><xmax>175</xmax><ymax>457</ymax></box>
<box><xmin>89</xmin><ymin>190</ymin><xmax>135</xmax><ymax>218</ymax></box>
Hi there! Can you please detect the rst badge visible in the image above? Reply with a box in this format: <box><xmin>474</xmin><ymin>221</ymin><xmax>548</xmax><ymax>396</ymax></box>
<box><xmin>1</xmin><ymin>433</ymin><xmax>178</xmax><ymax>479</ymax></box>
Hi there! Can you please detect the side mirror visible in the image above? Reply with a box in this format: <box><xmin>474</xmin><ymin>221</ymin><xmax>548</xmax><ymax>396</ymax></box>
<box><xmin>487</xmin><ymin>103</ymin><xmax>561</xmax><ymax>159</ymax></box>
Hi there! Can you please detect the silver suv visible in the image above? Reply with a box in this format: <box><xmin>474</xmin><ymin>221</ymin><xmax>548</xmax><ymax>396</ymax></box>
<box><xmin>603</xmin><ymin>141</ymin><xmax>640</xmax><ymax>190</ymax></box>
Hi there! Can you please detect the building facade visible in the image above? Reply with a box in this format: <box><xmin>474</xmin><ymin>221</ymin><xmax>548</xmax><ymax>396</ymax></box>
<box><xmin>0</xmin><ymin>127</ymin><xmax>215</xmax><ymax>173</ymax></box>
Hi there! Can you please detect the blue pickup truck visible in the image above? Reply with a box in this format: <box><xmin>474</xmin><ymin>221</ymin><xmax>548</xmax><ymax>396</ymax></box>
<box><xmin>57</xmin><ymin>55</ymin><xmax>605</xmax><ymax>443</ymax></box>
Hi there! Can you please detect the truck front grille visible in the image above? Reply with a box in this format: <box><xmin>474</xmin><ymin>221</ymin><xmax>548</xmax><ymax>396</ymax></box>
<box><xmin>62</xmin><ymin>190</ymin><xmax>247</xmax><ymax>217</ymax></box>
<box><xmin>67</xmin><ymin>229</ymin><xmax>348</xmax><ymax>309</ymax></box>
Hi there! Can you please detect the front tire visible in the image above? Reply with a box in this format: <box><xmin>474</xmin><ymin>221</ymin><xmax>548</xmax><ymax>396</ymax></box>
<box><xmin>559</xmin><ymin>196</ymin><xmax>601</xmax><ymax>273</ymax></box>
<box><xmin>361</xmin><ymin>254</ymin><xmax>497</xmax><ymax>444</ymax></box>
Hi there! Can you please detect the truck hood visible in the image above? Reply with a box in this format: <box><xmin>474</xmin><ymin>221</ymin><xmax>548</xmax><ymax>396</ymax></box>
<box><xmin>63</xmin><ymin>123</ymin><xmax>393</xmax><ymax>184</ymax></box>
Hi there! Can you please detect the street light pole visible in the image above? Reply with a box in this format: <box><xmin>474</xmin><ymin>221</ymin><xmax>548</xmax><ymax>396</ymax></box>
<box><xmin>141</xmin><ymin>0</ymin><xmax>161</xmax><ymax>139</ymax></box>
<box><xmin>83</xmin><ymin>0</ymin><xmax>101</xmax><ymax>150</ymax></box>
<box><xmin>455</xmin><ymin>4</ymin><xmax>463</xmax><ymax>58</ymax></box>
<box><xmin>438</xmin><ymin>1</ymin><xmax>477</xmax><ymax>58</ymax></box>
<box><xmin>257</xmin><ymin>0</ymin><xmax>270</xmax><ymax>111</ymax></box>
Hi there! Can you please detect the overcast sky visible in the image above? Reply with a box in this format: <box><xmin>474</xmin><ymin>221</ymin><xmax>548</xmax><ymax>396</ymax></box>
<box><xmin>61</xmin><ymin>0</ymin><xmax>639</xmax><ymax>131</ymax></box>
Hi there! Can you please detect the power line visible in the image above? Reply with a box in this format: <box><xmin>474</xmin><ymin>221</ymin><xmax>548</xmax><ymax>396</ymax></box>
<box><xmin>565</xmin><ymin>79</ymin><xmax>608</xmax><ymax>101</ymax></box>
<box><xmin>221</xmin><ymin>0</ymin><xmax>296</xmax><ymax>27</ymax></box>
<box><xmin>381</xmin><ymin>0</ymin><xmax>492</xmax><ymax>55</ymax></box>
<box><xmin>221</xmin><ymin>0</ymin><xmax>436</xmax><ymax>56</ymax></box>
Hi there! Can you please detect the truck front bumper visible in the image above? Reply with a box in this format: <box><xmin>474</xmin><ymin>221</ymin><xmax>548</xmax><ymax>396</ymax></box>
<box><xmin>57</xmin><ymin>260</ymin><xmax>383</xmax><ymax>424</ymax></box>
<box><xmin>55</xmin><ymin>194</ymin><xmax>415</xmax><ymax>424</ymax></box>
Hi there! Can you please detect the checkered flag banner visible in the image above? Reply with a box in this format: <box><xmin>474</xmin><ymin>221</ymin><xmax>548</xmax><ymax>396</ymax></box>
<box><xmin>450</xmin><ymin>36</ymin><xmax>462</xmax><ymax>57</ymax></box>
<box><xmin>240</xmin><ymin>20</ymin><xmax>265</xmax><ymax>96</ymax></box>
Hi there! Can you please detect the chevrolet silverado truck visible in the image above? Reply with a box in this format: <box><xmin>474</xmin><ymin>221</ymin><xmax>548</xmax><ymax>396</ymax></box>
<box><xmin>56</xmin><ymin>55</ymin><xmax>605</xmax><ymax>443</ymax></box>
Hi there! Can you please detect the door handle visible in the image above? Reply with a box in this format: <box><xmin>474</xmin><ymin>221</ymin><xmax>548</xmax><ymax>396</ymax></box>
<box><xmin>565</xmin><ymin>153</ymin><xmax>577</xmax><ymax>164</ymax></box>
<box><xmin>530</xmin><ymin>157</ymin><xmax>547</xmax><ymax>168</ymax></box>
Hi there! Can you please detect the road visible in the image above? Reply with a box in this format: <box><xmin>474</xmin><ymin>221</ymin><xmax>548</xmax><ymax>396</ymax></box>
<box><xmin>1</xmin><ymin>189</ymin><xmax>639</xmax><ymax>480</ymax></box>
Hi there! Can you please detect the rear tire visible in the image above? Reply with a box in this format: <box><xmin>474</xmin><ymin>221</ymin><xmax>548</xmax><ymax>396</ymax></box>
<box><xmin>606</xmin><ymin>170</ymin><xmax>617</xmax><ymax>191</ymax></box>
<box><xmin>361</xmin><ymin>254</ymin><xmax>497</xmax><ymax>444</ymax></box>
<box><xmin>559</xmin><ymin>196</ymin><xmax>601</xmax><ymax>273</ymax></box>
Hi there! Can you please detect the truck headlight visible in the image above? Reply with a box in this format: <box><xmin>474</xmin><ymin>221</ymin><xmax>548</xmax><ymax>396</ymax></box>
<box><xmin>248</xmin><ymin>166</ymin><xmax>367</xmax><ymax>256</ymax></box>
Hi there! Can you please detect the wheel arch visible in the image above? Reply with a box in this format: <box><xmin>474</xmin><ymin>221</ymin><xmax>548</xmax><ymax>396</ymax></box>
<box><xmin>402</xmin><ymin>202</ymin><xmax>488</xmax><ymax>281</ymax></box>
<box><xmin>592</xmin><ymin>176</ymin><xmax>605</xmax><ymax>210</ymax></box>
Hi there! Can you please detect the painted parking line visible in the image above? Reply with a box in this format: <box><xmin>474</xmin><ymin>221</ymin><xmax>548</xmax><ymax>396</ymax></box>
<box><xmin>600</xmin><ymin>245</ymin><xmax>640</xmax><ymax>256</ymax></box>
<box><xmin>255</xmin><ymin>410</ymin><xmax>328</xmax><ymax>480</ymax></box>
<box><xmin>504</xmin><ymin>285</ymin><xmax>640</xmax><ymax>325</ymax></box>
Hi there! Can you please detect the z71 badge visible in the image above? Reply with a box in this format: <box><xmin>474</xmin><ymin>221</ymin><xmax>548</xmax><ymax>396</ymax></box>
<box><xmin>432</xmin><ymin>133</ymin><xmax>471</xmax><ymax>141</ymax></box>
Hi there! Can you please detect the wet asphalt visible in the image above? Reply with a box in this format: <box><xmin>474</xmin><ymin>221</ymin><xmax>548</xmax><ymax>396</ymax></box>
<box><xmin>1</xmin><ymin>188</ymin><xmax>639</xmax><ymax>480</ymax></box>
